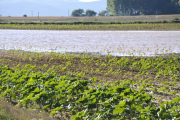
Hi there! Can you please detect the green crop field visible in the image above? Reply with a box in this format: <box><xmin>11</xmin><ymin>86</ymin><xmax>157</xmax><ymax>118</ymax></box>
<box><xmin>1</xmin><ymin>17</ymin><xmax>180</xmax><ymax>31</ymax></box>
<box><xmin>0</xmin><ymin>14</ymin><xmax>180</xmax><ymax>120</ymax></box>
<box><xmin>0</xmin><ymin>50</ymin><xmax>180</xmax><ymax>119</ymax></box>
<box><xmin>1</xmin><ymin>23</ymin><xmax>180</xmax><ymax>31</ymax></box>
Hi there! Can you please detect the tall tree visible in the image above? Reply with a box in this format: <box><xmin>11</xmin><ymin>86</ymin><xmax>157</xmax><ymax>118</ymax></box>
<box><xmin>107</xmin><ymin>0</ymin><xmax>120</xmax><ymax>16</ymax></box>
<box><xmin>85</xmin><ymin>9</ymin><xmax>97</xmax><ymax>16</ymax></box>
<box><xmin>71</xmin><ymin>9</ymin><xmax>84</xmax><ymax>17</ymax></box>
<box><xmin>107</xmin><ymin>0</ymin><xmax>180</xmax><ymax>15</ymax></box>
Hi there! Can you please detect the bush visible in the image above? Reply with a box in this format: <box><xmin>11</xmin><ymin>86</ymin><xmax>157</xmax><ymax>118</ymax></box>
<box><xmin>171</xmin><ymin>18</ymin><xmax>180</xmax><ymax>23</ymax></box>
<box><xmin>23</xmin><ymin>14</ymin><xmax>27</xmax><ymax>17</ymax></box>
<box><xmin>172</xmin><ymin>18</ymin><xmax>179</xmax><ymax>21</ymax></box>
<box><xmin>161</xmin><ymin>20</ymin><xmax>168</xmax><ymax>23</ymax></box>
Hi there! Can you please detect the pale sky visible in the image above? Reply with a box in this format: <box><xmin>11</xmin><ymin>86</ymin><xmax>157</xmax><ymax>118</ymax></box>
<box><xmin>0</xmin><ymin>0</ymin><xmax>106</xmax><ymax>16</ymax></box>
<box><xmin>0</xmin><ymin>0</ymin><xmax>102</xmax><ymax>4</ymax></box>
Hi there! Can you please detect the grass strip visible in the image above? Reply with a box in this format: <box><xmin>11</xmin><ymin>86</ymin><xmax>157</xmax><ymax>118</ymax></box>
<box><xmin>1</xmin><ymin>23</ymin><xmax>180</xmax><ymax>30</ymax></box>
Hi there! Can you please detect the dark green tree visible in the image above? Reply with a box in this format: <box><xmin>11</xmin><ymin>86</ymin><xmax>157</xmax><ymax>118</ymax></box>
<box><xmin>71</xmin><ymin>9</ymin><xmax>84</xmax><ymax>17</ymax></box>
<box><xmin>23</xmin><ymin>14</ymin><xmax>27</xmax><ymax>17</ymax></box>
<box><xmin>98</xmin><ymin>10</ymin><xmax>109</xmax><ymax>16</ymax></box>
<box><xmin>85</xmin><ymin>9</ymin><xmax>97</xmax><ymax>16</ymax></box>
<box><xmin>107</xmin><ymin>0</ymin><xmax>120</xmax><ymax>16</ymax></box>
<box><xmin>107</xmin><ymin>0</ymin><xmax>180</xmax><ymax>15</ymax></box>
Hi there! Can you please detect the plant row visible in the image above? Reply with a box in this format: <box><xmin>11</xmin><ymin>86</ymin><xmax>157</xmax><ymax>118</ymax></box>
<box><xmin>0</xmin><ymin>18</ymin><xmax>180</xmax><ymax>25</ymax></box>
<box><xmin>0</xmin><ymin>65</ymin><xmax>180</xmax><ymax>119</ymax></box>
<box><xmin>0</xmin><ymin>23</ymin><xmax>180</xmax><ymax>30</ymax></box>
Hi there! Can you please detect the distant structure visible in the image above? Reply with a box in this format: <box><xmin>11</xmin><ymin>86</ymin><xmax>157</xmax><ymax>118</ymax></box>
<box><xmin>31</xmin><ymin>10</ymin><xmax>33</xmax><ymax>17</ymax></box>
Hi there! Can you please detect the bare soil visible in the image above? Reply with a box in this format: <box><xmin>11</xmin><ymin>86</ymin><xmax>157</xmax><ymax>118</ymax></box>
<box><xmin>1</xmin><ymin>14</ymin><xmax>180</xmax><ymax>22</ymax></box>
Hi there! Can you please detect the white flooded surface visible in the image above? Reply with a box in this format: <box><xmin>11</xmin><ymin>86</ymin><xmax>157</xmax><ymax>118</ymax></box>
<box><xmin>0</xmin><ymin>30</ymin><xmax>180</xmax><ymax>56</ymax></box>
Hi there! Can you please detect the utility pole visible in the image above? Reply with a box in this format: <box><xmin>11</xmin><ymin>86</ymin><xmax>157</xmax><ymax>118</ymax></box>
<box><xmin>32</xmin><ymin>10</ymin><xmax>33</xmax><ymax>17</ymax></box>
<box><xmin>68</xmin><ymin>10</ymin><xmax>69</xmax><ymax>16</ymax></box>
<box><xmin>38</xmin><ymin>12</ymin><xmax>39</xmax><ymax>20</ymax></box>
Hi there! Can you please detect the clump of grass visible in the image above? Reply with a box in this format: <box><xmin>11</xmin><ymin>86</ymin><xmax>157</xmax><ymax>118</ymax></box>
<box><xmin>0</xmin><ymin>104</ymin><xmax>14</xmax><ymax>120</ymax></box>
<box><xmin>0</xmin><ymin>99</ymin><xmax>55</xmax><ymax>120</ymax></box>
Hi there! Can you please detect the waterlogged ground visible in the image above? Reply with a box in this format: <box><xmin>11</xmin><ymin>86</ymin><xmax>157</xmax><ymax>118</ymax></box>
<box><xmin>1</xmin><ymin>29</ymin><xmax>180</xmax><ymax>119</ymax></box>
<box><xmin>0</xmin><ymin>30</ymin><xmax>180</xmax><ymax>56</ymax></box>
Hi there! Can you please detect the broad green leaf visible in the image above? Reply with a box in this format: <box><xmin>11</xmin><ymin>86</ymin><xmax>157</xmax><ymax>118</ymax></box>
<box><xmin>129</xmin><ymin>95</ymin><xmax>134</xmax><ymax>102</ymax></box>
<box><xmin>33</xmin><ymin>87</ymin><xmax>40</xmax><ymax>93</ymax></box>
<box><xmin>54</xmin><ymin>107</ymin><xmax>63</xmax><ymax>111</ymax></box>
<box><xmin>50</xmin><ymin>110</ymin><xmax>56</xmax><ymax>115</ymax></box>
<box><xmin>113</xmin><ymin>108</ymin><xmax>125</xmax><ymax>114</ymax></box>
<box><xmin>12</xmin><ymin>93</ymin><xmax>16</xmax><ymax>99</ymax></box>
<box><xmin>117</xmin><ymin>101</ymin><xmax>126</xmax><ymax>107</ymax></box>
<box><xmin>43</xmin><ymin>104</ymin><xmax>50</xmax><ymax>109</ymax></box>
<box><xmin>90</xmin><ymin>95</ymin><xmax>96</xmax><ymax>99</ymax></box>
<box><xmin>92</xmin><ymin>98</ymin><xmax>96</xmax><ymax>103</ymax></box>
<box><xmin>102</xmin><ymin>101</ymin><xmax>111</xmax><ymax>106</ymax></box>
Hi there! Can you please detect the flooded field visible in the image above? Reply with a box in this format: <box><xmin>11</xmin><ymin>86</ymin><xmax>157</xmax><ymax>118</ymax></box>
<box><xmin>0</xmin><ymin>30</ymin><xmax>180</xmax><ymax>56</ymax></box>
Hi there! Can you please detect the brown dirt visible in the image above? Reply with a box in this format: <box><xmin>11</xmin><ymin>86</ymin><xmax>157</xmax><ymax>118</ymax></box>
<box><xmin>1</xmin><ymin>14</ymin><xmax>180</xmax><ymax>22</ymax></box>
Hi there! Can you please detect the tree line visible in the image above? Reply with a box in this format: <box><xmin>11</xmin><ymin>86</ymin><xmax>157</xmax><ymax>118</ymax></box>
<box><xmin>71</xmin><ymin>9</ymin><xmax>109</xmax><ymax>17</ymax></box>
<box><xmin>71</xmin><ymin>0</ymin><xmax>180</xmax><ymax>16</ymax></box>
<box><xmin>107</xmin><ymin>0</ymin><xmax>180</xmax><ymax>16</ymax></box>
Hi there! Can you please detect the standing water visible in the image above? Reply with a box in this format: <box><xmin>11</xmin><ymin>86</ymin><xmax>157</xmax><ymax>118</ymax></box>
<box><xmin>0</xmin><ymin>30</ymin><xmax>180</xmax><ymax>56</ymax></box>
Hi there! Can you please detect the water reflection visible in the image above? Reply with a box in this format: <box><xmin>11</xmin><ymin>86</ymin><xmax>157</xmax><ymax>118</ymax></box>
<box><xmin>0</xmin><ymin>30</ymin><xmax>180</xmax><ymax>56</ymax></box>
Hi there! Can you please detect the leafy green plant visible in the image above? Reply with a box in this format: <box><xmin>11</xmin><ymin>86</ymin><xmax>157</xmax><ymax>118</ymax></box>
<box><xmin>0</xmin><ymin>50</ymin><xmax>180</xmax><ymax>119</ymax></box>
